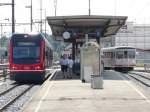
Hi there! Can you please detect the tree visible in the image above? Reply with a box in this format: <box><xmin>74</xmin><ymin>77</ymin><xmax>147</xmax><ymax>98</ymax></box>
<box><xmin>0</xmin><ymin>36</ymin><xmax>9</xmax><ymax>48</ymax></box>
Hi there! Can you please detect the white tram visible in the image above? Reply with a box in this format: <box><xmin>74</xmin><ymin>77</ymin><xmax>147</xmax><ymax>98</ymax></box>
<box><xmin>101</xmin><ymin>46</ymin><xmax>136</xmax><ymax>72</ymax></box>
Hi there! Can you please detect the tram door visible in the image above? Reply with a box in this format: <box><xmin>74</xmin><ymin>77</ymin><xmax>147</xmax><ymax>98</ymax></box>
<box><xmin>117</xmin><ymin>50</ymin><xmax>131</xmax><ymax>67</ymax></box>
<box><xmin>124</xmin><ymin>50</ymin><xmax>129</xmax><ymax>66</ymax></box>
<box><xmin>126</xmin><ymin>50</ymin><xmax>136</xmax><ymax>66</ymax></box>
<box><xmin>116</xmin><ymin>50</ymin><xmax>125</xmax><ymax>66</ymax></box>
<box><xmin>111</xmin><ymin>52</ymin><xmax>115</xmax><ymax>68</ymax></box>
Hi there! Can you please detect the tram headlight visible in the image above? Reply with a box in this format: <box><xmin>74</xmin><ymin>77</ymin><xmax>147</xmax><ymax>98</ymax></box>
<box><xmin>35</xmin><ymin>66</ymin><xmax>41</xmax><ymax>70</ymax></box>
<box><xmin>12</xmin><ymin>66</ymin><xmax>17</xmax><ymax>70</ymax></box>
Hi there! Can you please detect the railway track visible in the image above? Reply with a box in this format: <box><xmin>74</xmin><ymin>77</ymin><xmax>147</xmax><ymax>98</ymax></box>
<box><xmin>0</xmin><ymin>70</ymin><xmax>10</xmax><ymax>82</ymax></box>
<box><xmin>0</xmin><ymin>84</ymin><xmax>34</xmax><ymax>111</ymax></box>
<box><xmin>128</xmin><ymin>71</ymin><xmax>150</xmax><ymax>87</ymax></box>
<box><xmin>0</xmin><ymin>69</ymin><xmax>56</xmax><ymax>111</ymax></box>
<box><xmin>0</xmin><ymin>84</ymin><xmax>19</xmax><ymax>97</ymax></box>
<box><xmin>0</xmin><ymin>71</ymin><xmax>9</xmax><ymax>77</ymax></box>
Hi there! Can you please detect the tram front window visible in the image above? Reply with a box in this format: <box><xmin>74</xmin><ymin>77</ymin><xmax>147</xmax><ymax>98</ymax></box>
<box><xmin>13</xmin><ymin>47</ymin><xmax>40</xmax><ymax>64</ymax></box>
<box><xmin>128</xmin><ymin>51</ymin><xmax>135</xmax><ymax>58</ymax></box>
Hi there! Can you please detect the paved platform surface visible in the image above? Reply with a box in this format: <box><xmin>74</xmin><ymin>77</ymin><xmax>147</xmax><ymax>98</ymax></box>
<box><xmin>23</xmin><ymin>70</ymin><xmax>150</xmax><ymax>112</ymax></box>
<box><xmin>134</xmin><ymin>67</ymin><xmax>145</xmax><ymax>72</ymax></box>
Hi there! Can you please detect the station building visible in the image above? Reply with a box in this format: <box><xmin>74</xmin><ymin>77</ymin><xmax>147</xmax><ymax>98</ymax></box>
<box><xmin>101</xmin><ymin>22</ymin><xmax>150</xmax><ymax>64</ymax></box>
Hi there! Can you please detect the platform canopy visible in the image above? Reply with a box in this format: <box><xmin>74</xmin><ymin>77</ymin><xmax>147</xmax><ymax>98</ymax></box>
<box><xmin>47</xmin><ymin>15</ymin><xmax>127</xmax><ymax>42</ymax></box>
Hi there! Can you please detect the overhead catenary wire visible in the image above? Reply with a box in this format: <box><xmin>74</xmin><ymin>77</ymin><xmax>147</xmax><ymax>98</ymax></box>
<box><xmin>113</xmin><ymin>0</ymin><xmax>150</xmax><ymax>23</ymax></box>
<box><xmin>114</xmin><ymin>0</ymin><xmax>117</xmax><ymax>16</ymax></box>
<box><xmin>32</xmin><ymin>22</ymin><xmax>39</xmax><ymax>32</ymax></box>
<box><xmin>130</xmin><ymin>0</ymin><xmax>150</xmax><ymax>23</ymax></box>
<box><xmin>134</xmin><ymin>1</ymin><xmax>150</xmax><ymax>19</ymax></box>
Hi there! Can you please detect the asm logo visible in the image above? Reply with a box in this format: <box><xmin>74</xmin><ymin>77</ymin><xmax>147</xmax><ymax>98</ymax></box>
<box><xmin>24</xmin><ymin>66</ymin><xmax>30</xmax><ymax>70</ymax></box>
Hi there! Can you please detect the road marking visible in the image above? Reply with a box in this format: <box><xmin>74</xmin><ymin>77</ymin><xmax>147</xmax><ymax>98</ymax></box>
<box><xmin>117</xmin><ymin>72</ymin><xmax>150</xmax><ymax>104</ymax></box>
<box><xmin>34</xmin><ymin>70</ymin><xmax>57</xmax><ymax>112</ymax></box>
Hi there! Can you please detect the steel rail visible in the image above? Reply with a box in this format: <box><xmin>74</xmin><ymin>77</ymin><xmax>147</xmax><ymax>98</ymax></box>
<box><xmin>0</xmin><ymin>85</ymin><xmax>34</xmax><ymax>111</ymax></box>
<box><xmin>0</xmin><ymin>84</ymin><xmax>19</xmax><ymax>97</ymax></box>
<box><xmin>128</xmin><ymin>73</ymin><xmax>150</xmax><ymax>87</ymax></box>
<box><xmin>130</xmin><ymin>72</ymin><xmax>150</xmax><ymax>81</ymax></box>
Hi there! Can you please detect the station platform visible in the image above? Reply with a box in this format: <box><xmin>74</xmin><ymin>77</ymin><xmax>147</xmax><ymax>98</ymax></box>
<box><xmin>23</xmin><ymin>70</ymin><xmax>150</xmax><ymax>112</ymax></box>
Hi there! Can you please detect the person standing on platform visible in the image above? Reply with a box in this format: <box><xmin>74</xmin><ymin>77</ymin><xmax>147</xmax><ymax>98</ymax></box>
<box><xmin>63</xmin><ymin>55</ymin><xmax>69</xmax><ymax>79</ymax></box>
<box><xmin>68</xmin><ymin>56</ymin><xmax>73</xmax><ymax>79</ymax></box>
<box><xmin>59</xmin><ymin>55</ymin><xmax>65</xmax><ymax>78</ymax></box>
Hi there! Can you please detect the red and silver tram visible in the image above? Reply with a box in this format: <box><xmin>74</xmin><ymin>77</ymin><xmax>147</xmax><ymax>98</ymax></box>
<box><xmin>9</xmin><ymin>33</ymin><xmax>53</xmax><ymax>82</ymax></box>
<box><xmin>102</xmin><ymin>46</ymin><xmax>136</xmax><ymax>72</ymax></box>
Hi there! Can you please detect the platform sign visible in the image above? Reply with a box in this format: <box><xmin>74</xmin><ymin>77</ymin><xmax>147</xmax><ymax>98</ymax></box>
<box><xmin>75</xmin><ymin>37</ymin><xmax>97</xmax><ymax>43</ymax></box>
<box><xmin>76</xmin><ymin>38</ymin><xmax>85</xmax><ymax>42</ymax></box>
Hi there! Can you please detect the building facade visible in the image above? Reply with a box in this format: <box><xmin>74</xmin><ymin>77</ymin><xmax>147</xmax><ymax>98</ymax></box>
<box><xmin>115</xmin><ymin>22</ymin><xmax>150</xmax><ymax>50</ymax></box>
<box><xmin>101</xmin><ymin>22</ymin><xmax>150</xmax><ymax>49</ymax></box>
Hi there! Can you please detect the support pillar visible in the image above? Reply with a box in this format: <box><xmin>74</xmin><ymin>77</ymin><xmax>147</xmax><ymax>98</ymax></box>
<box><xmin>12</xmin><ymin>0</ymin><xmax>15</xmax><ymax>33</ymax></box>
<box><xmin>72</xmin><ymin>41</ymin><xmax>75</xmax><ymax>61</ymax></box>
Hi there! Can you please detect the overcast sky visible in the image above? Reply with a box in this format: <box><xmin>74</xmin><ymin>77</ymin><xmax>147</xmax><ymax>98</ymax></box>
<box><xmin>0</xmin><ymin>0</ymin><xmax>150</xmax><ymax>34</ymax></box>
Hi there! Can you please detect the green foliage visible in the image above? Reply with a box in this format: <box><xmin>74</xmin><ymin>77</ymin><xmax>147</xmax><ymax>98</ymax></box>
<box><xmin>0</xmin><ymin>36</ymin><xmax>9</xmax><ymax>48</ymax></box>
<box><xmin>136</xmin><ymin>62</ymin><xmax>144</xmax><ymax>67</ymax></box>
<box><xmin>42</xmin><ymin>33</ymin><xmax>69</xmax><ymax>60</ymax></box>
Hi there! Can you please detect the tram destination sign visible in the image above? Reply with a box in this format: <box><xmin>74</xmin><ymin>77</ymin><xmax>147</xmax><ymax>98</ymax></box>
<box><xmin>17</xmin><ymin>42</ymin><xmax>36</xmax><ymax>46</ymax></box>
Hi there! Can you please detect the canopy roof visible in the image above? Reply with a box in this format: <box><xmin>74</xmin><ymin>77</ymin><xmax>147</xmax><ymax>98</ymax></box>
<box><xmin>47</xmin><ymin>15</ymin><xmax>127</xmax><ymax>42</ymax></box>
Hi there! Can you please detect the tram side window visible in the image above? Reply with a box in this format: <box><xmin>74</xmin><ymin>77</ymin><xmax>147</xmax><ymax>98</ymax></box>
<box><xmin>111</xmin><ymin>52</ymin><xmax>113</xmax><ymax>58</ymax></box>
<box><xmin>113</xmin><ymin>52</ymin><xmax>115</xmax><ymax>58</ymax></box>
<box><xmin>103</xmin><ymin>52</ymin><xmax>106</xmax><ymax>58</ymax></box>
<box><xmin>116</xmin><ymin>51</ymin><xmax>124</xmax><ymax>59</ymax></box>
<box><xmin>104</xmin><ymin>52</ymin><xmax>108</xmax><ymax>58</ymax></box>
<box><xmin>107</xmin><ymin>52</ymin><xmax>111</xmax><ymax>58</ymax></box>
<box><xmin>124</xmin><ymin>51</ymin><xmax>127</xmax><ymax>58</ymax></box>
<box><xmin>107</xmin><ymin>52</ymin><xmax>109</xmax><ymax>58</ymax></box>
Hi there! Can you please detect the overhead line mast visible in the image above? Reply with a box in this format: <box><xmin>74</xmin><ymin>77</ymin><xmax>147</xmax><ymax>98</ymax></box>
<box><xmin>89</xmin><ymin>0</ymin><xmax>91</xmax><ymax>16</ymax></box>
<box><xmin>12</xmin><ymin>0</ymin><xmax>15</xmax><ymax>33</ymax></box>
<box><xmin>54</xmin><ymin>0</ymin><xmax>57</xmax><ymax>16</ymax></box>
<box><xmin>40</xmin><ymin>0</ymin><xmax>42</xmax><ymax>33</ymax></box>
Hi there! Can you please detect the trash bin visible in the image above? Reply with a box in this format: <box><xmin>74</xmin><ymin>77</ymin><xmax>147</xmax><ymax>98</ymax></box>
<box><xmin>91</xmin><ymin>75</ymin><xmax>103</xmax><ymax>89</ymax></box>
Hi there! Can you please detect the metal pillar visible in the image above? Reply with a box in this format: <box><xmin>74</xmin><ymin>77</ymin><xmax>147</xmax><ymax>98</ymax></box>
<box><xmin>0</xmin><ymin>24</ymin><xmax>2</xmax><ymax>63</ymax></box>
<box><xmin>31</xmin><ymin>0</ymin><xmax>33</xmax><ymax>31</ymax></box>
<box><xmin>25</xmin><ymin>0</ymin><xmax>33</xmax><ymax>32</ymax></box>
<box><xmin>12</xmin><ymin>0</ymin><xmax>15</xmax><ymax>33</ymax></box>
<box><xmin>44</xmin><ymin>10</ymin><xmax>46</xmax><ymax>35</ymax></box>
<box><xmin>54</xmin><ymin>0</ymin><xmax>57</xmax><ymax>16</ymax></box>
<box><xmin>40</xmin><ymin>0</ymin><xmax>42</xmax><ymax>33</ymax></box>
<box><xmin>72</xmin><ymin>40</ymin><xmax>75</xmax><ymax>61</ymax></box>
<box><xmin>0</xmin><ymin>24</ymin><xmax>2</xmax><ymax>38</ymax></box>
<box><xmin>89</xmin><ymin>0</ymin><xmax>91</xmax><ymax>16</ymax></box>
